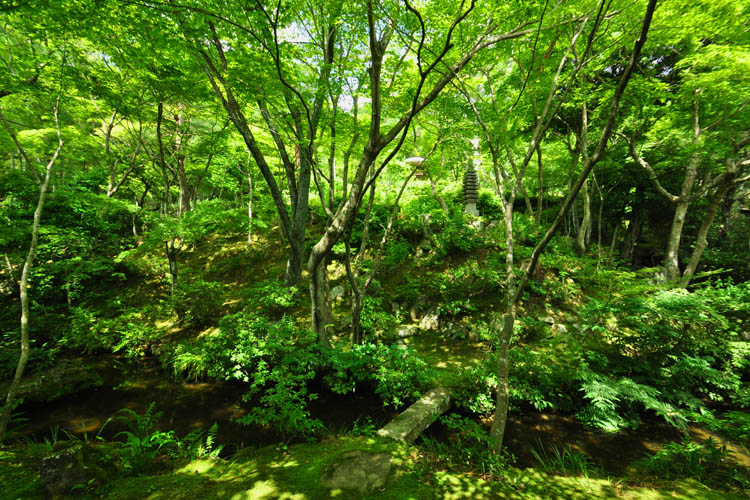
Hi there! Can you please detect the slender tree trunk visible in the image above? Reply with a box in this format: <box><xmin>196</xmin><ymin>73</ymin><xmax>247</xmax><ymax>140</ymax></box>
<box><xmin>489</xmin><ymin>0</ymin><xmax>657</xmax><ymax>451</ymax></box>
<box><xmin>489</xmin><ymin>196</ymin><xmax>516</xmax><ymax>448</ymax></box>
<box><xmin>576</xmin><ymin>178</ymin><xmax>591</xmax><ymax>255</ymax></box>
<box><xmin>174</xmin><ymin>106</ymin><xmax>192</xmax><ymax>214</ymax></box>
<box><xmin>166</xmin><ymin>239</ymin><xmax>181</xmax><ymax>294</ymax></box>
<box><xmin>247</xmin><ymin>166</ymin><xmax>253</xmax><ymax>245</ymax></box>
<box><xmin>536</xmin><ymin>144</ymin><xmax>543</xmax><ymax>224</ymax></box>
<box><xmin>0</xmin><ymin>104</ymin><xmax>62</xmax><ymax>443</ymax></box>
<box><xmin>681</xmin><ymin>168</ymin><xmax>738</xmax><ymax>283</ymax></box>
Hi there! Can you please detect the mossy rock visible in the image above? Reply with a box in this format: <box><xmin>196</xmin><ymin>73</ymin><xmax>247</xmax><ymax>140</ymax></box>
<box><xmin>0</xmin><ymin>359</ymin><xmax>104</xmax><ymax>404</ymax></box>
<box><xmin>39</xmin><ymin>443</ymin><xmax>117</xmax><ymax>498</ymax></box>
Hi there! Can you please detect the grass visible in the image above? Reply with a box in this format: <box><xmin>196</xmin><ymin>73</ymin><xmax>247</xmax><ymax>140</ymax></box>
<box><xmin>1</xmin><ymin>436</ymin><xmax>744</xmax><ymax>500</ymax></box>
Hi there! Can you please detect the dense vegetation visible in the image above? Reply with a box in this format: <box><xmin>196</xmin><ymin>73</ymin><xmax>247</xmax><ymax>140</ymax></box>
<box><xmin>1</xmin><ymin>0</ymin><xmax>749</xmax><ymax>498</ymax></box>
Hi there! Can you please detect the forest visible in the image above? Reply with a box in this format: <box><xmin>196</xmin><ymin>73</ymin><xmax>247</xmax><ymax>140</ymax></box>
<box><xmin>1</xmin><ymin>0</ymin><xmax>749</xmax><ymax>498</ymax></box>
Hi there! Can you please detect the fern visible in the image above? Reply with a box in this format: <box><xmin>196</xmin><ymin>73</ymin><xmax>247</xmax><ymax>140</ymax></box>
<box><xmin>577</xmin><ymin>368</ymin><xmax>687</xmax><ymax>431</ymax></box>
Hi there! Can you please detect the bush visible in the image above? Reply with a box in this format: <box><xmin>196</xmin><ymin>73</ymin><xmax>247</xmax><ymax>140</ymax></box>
<box><xmin>207</xmin><ymin>312</ymin><xmax>324</xmax><ymax>440</ymax></box>
<box><xmin>171</xmin><ymin>278</ymin><xmax>223</xmax><ymax>328</ymax></box>
<box><xmin>420</xmin><ymin>413</ymin><xmax>516</xmax><ymax>480</ymax></box>
<box><xmin>244</xmin><ymin>278</ymin><xmax>298</xmax><ymax>317</ymax></box>
<box><xmin>634</xmin><ymin>437</ymin><xmax>749</xmax><ymax>489</ymax></box>
<box><xmin>324</xmin><ymin>343</ymin><xmax>433</xmax><ymax>408</ymax></box>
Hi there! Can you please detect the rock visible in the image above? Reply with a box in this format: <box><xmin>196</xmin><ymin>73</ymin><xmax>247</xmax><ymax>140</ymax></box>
<box><xmin>0</xmin><ymin>359</ymin><xmax>103</xmax><ymax>405</ymax></box>
<box><xmin>377</xmin><ymin>387</ymin><xmax>452</xmax><ymax>443</ymax></box>
<box><xmin>39</xmin><ymin>444</ymin><xmax>113</xmax><ymax>498</ymax></box>
<box><xmin>551</xmin><ymin>323</ymin><xmax>568</xmax><ymax>334</ymax></box>
<box><xmin>442</xmin><ymin>320</ymin><xmax>469</xmax><ymax>340</ymax></box>
<box><xmin>538</xmin><ymin>315</ymin><xmax>555</xmax><ymax>324</ymax></box>
<box><xmin>329</xmin><ymin>285</ymin><xmax>346</xmax><ymax>301</ymax></box>
<box><xmin>419</xmin><ymin>308</ymin><xmax>440</xmax><ymax>331</ymax></box>
<box><xmin>321</xmin><ymin>450</ymin><xmax>393</xmax><ymax>495</ymax></box>
<box><xmin>397</xmin><ymin>325</ymin><xmax>418</xmax><ymax>338</ymax></box>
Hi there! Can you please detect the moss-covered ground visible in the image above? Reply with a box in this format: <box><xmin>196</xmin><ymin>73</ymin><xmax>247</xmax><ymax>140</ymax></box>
<box><xmin>2</xmin><ymin>436</ymin><xmax>745</xmax><ymax>500</ymax></box>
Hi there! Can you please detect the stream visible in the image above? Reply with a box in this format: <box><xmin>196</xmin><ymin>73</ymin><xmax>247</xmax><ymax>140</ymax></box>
<box><xmin>10</xmin><ymin>352</ymin><xmax>749</xmax><ymax>475</ymax></box>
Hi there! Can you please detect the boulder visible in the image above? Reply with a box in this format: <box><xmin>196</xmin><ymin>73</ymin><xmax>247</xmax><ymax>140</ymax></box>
<box><xmin>396</xmin><ymin>325</ymin><xmax>418</xmax><ymax>339</ymax></box>
<box><xmin>419</xmin><ymin>308</ymin><xmax>440</xmax><ymax>331</ymax></box>
<box><xmin>39</xmin><ymin>443</ymin><xmax>114</xmax><ymax>498</ymax></box>
<box><xmin>377</xmin><ymin>387</ymin><xmax>452</xmax><ymax>443</ymax></box>
<box><xmin>321</xmin><ymin>450</ymin><xmax>393</xmax><ymax>495</ymax></box>
<box><xmin>329</xmin><ymin>285</ymin><xmax>346</xmax><ymax>301</ymax></box>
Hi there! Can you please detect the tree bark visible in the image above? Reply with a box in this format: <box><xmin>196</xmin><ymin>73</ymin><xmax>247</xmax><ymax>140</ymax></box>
<box><xmin>0</xmin><ymin>102</ymin><xmax>62</xmax><ymax>444</ymax></box>
<box><xmin>576</xmin><ymin>178</ymin><xmax>591</xmax><ymax>255</ymax></box>
<box><xmin>489</xmin><ymin>0</ymin><xmax>657</xmax><ymax>451</ymax></box>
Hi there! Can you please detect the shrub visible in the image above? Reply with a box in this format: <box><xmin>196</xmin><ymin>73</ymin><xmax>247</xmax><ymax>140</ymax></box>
<box><xmin>634</xmin><ymin>437</ymin><xmax>748</xmax><ymax>489</ymax></box>
<box><xmin>324</xmin><ymin>343</ymin><xmax>432</xmax><ymax>408</ymax></box>
<box><xmin>420</xmin><ymin>413</ymin><xmax>516</xmax><ymax>480</ymax></box>
<box><xmin>360</xmin><ymin>296</ymin><xmax>401</xmax><ymax>343</ymax></box>
<box><xmin>244</xmin><ymin>278</ymin><xmax>298</xmax><ymax>317</ymax></box>
<box><xmin>171</xmin><ymin>278</ymin><xmax>223</xmax><ymax>328</ymax></box>
<box><xmin>208</xmin><ymin>312</ymin><xmax>324</xmax><ymax>440</ymax></box>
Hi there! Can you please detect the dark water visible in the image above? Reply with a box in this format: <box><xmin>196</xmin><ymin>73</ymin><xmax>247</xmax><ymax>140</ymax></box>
<box><xmin>12</xmin><ymin>353</ymin><xmax>395</xmax><ymax>452</ymax></box>
<box><xmin>11</xmin><ymin>353</ymin><xmax>748</xmax><ymax>474</ymax></box>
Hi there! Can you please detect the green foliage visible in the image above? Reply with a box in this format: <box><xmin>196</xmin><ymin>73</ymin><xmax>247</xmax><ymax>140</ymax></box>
<box><xmin>420</xmin><ymin>413</ymin><xmax>516</xmax><ymax>480</ymax></box>
<box><xmin>449</xmin><ymin>359</ymin><xmax>497</xmax><ymax>415</ymax></box>
<box><xmin>360</xmin><ymin>296</ymin><xmax>401</xmax><ymax>342</ymax></box>
<box><xmin>115</xmin><ymin>403</ymin><xmax>180</xmax><ymax>474</ymax></box>
<box><xmin>208</xmin><ymin>311</ymin><xmax>323</xmax><ymax>440</ymax></box>
<box><xmin>576</xmin><ymin>281</ymin><xmax>750</xmax><ymax>429</ymax></box>
<box><xmin>62</xmin><ymin>306</ymin><xmax>160</xmax><ymax>355</ymax></box>
<box><xmin>577</xmin><ymin>367</ymin><xmax>686</xmax><ymax>431</ymax></box>
<box><xmin>166</xmin><ymin>341</ymin><xmax>211</xmax><ymax>381</ymax></box>
<box><xmin>114</xmin><ymin>403</ymin><xmax>223</xmax><ymax>474</ymax></box>
<box><xmin>384</xmin><ymin>239</ymin><xmax>413</xmax><ymax>266</ymax></box>
<box><xmin>324</xmin><ymin>343</ymin><xmax>432</xmax><ymax>408</ymax></box>
<box><xmin>243</xmin><ymin>278</ymin><xmax>298</xmax><ymax>317</ymax></box>
<box><xmin>0</xmin><ymin>339</ymin><xmax>57</xmax><ymax>379</ymax></box>
<box><xmin>170</xmin><ymin>278</ymin><xmax>223</xmax><ymax>328</ymax></box>
<box><xmin>348</xmin><ymin>415</ymin><xmax>378</xmax><ymax>438</ymax></box>
<box><xmin>432</xmin><ymin>212</ymin><xmax>484</xmax><ymax>257</ymax></box>
<box><xmin>634</xmin><ymin>437</ymin><xmax>748</xmax><ymax>489</ymax></box>
<box><xmin>509</xmin><ymin>345</ymin><xmax>580</xmax><ymax>413</ymax></box>
<box><xmin>530</xmin><ymin>440</ymin><xmax>600</xmax><ymax>478</ymax></box>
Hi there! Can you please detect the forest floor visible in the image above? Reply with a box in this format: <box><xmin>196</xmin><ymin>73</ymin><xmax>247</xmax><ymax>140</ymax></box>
<box><xmin>1</xmin><ymin>435</ymin><xmax>745</xmax><ymax>500</ymax></box>
<box><xmin>2</xmin><ymin>229</ymin><xmax>749</xmax><ymax>499</ymax></box>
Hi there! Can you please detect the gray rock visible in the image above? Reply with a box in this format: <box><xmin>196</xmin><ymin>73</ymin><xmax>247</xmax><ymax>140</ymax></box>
<box><xmin>538</xmin><ymin>315</ymin><xmax>555</xmax><ymax>324</ymax></box>
<box><xmin>377</xmin><ymin>387</ymin><xmax>452</xmax><ymax>443</ymax></box>
<box><xmin>39</xmin><ymin>444</ymin><xmax>113</xmax><ymax>498</ymax></box>
<box><xmin>397</xmin><ymin>325</ymin><xmax>418</xmax><ymax>338</ymax></box>
<box><xmin>321</xmin><ymin>450</ymin><xmax>393</xmax><ymax>495</ymax></box>
<box><xmin>419</xmin><ymin>309</ymin><xmax>440</xmax><ymax>331</ymax></box>
<box><xmin>551</xmin><ymin>323</ymin><xmax>568</xmax><ymax>334</ymax></box>
<box><xmin>329</xmin><ymin>285</ymin><xmax>346</xmax><ymax>301</ymax></box>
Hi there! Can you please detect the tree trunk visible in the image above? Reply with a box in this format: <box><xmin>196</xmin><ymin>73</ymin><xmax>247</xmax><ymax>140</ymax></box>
<box><xmin>489</xmin><ymin>196</ymin><xmax>516</xmax><ymax>450</ymax></box>
<box><xmin>0</xmin><ymin>104</ymin><xmax>62</xmax><ymax>443</ymax></box>
<box><xmin>166</xmin><ymin>239</ymin><xmax>180</xmax><ymax>294</ymax></box>
<box><xmin>576</xmin><ymin>178</ymin><xmax>591</xmax><ymax>255</ymax></box>
<box><xmin>536</xmin><ymin>144</ymin><xmax>543</xmax><ymax>224</ymax></box>
<box><xmin>489</xmin><ymin>0</ymin><xmax>657</xmax><ymax>452</ymax></box>
<box><xmin>681</xmin><ymin>167</ymin><xmax>738</xmax><ymax>283</ymax></box>
<box><xmin>174</xmin><ymin>107</ymin><xmax>192</xmax><ymax>214</ymax></box>
<box><xmin>310</xmin><ymin>260</ymin><xmax>332</xmax><ymax>347</ymax></box>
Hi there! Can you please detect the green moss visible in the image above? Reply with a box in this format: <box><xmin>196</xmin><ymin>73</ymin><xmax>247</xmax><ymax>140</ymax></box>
<box><xmin>0</xmin><ymin>448</ymin><xmax>45</xmax><ymax>500</ymax></box>
<box><xmin>2</xmin><ymin>437</ymin><xmax>743</xmax><ymax>500</ymax></box>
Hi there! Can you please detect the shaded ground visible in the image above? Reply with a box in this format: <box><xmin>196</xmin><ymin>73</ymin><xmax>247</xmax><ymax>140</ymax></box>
<box><xmin>11</xmin><ymin>353</ymin><xmax>395</xmax><ymax>452</ymax></box>
<box><xmin>0</xmin><ymin>436</ymin><xmax>739</xmax><ymax>500</ymax></box>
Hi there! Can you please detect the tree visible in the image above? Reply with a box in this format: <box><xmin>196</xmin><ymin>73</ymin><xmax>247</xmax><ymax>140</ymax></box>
<box><xmin>0</xmin><ymin>99</ymin><xmax>62</xmax><ymax>443</ymax></box>
<box><xmin>621</xmin><ymin>3</ymin><xmax>750</xmax><ymax>282</ymax></box>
